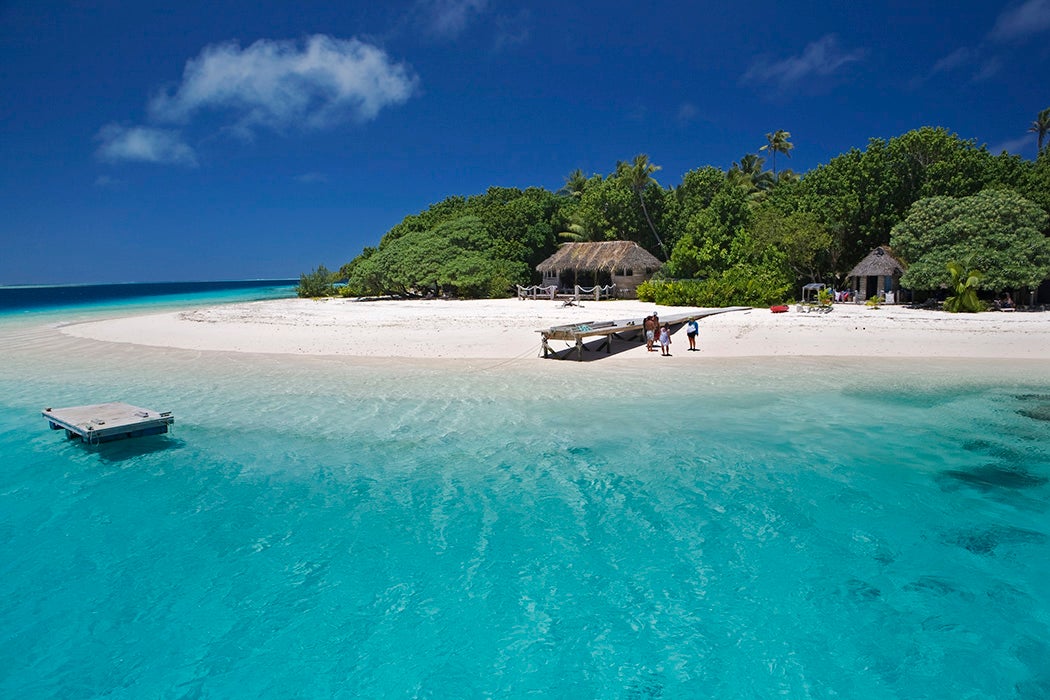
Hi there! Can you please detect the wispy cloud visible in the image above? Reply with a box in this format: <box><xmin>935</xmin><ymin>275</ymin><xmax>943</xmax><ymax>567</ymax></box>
<box><xmin>294</xmin><ymin>172</ymin><xmax>328</xmax><ymax>184</ymax></box>
<box><xmin>930</xmin><ymin>48</ymin><xmax>973</xmax><ymax>75</ymax></box>
<box><xmin>415</xmin><ymin>0</ymin><xmax>488</xmax><ymax>39</ymax></box>
<box><xmin>742</xmin><ymin>34</ymin><xmax>865</xmax><ymax>91</ymax></box>
<box><xmin>972</xmin><ymin>57</ymin><xmax>1002</xmax><ymax>82</ymax></box>
<box><xmin>915</xmin><ymin>46</ymin><xmax>1000</xmax><ymax>87</ymax></box>
<box><xmin>988</xmin><ymin>134</ymin><xmax>1035</xmax><ymax>154</ymax></box>
<box><xmin>676</xmin><ymin>103</ymin><xmax>700</xmax><ymax>126</ymax></box>
<box><xmin>94</xmin><ymin>175</ymin><xmax>123</xmax><ymax>188</ymax></box>
<box><xmin>990</xmin><ymin>0</ymin><xmax>1050</xmax><ymax>42</ymax></box>
<box><xmin>95</xmin><ymin>125</ymin><xmax>198</xmax><ymax>166</ymax></box>
<box><xmin>149</xmin><ymin>35</ymin><xmax>419</xmax><ymax>132</ymax></box>
<box><xmin>492</xmin><ymin>10</ymin><xmax>530</xmax><ymax>51</ymax></box>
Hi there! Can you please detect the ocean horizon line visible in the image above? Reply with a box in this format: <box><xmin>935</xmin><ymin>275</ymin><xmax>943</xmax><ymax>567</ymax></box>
<box><xmin>0</xmin><ymin>277</ymin><xmax>298</xmax><ymax>290</ymax></box>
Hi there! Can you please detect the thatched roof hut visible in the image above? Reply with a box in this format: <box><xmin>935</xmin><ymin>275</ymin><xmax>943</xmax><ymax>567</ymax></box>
<box><xmin>846</xmin><ymin>246</ymin><xmax>906</xmax><ymax>278</ymax></box>
<box><xmin>536</xmin><ymin>241</ymin><xmax>662</xmax><ymax>298</ymax></box>
<box><xmin>537</xmin><ymin>241</ymin><xmax>661</xmax><ymax>275</ymax></box>
<box><xmin>847</xmin><ymin>246</ymin><xmax>907</xmax><ymax>302</ymax></box>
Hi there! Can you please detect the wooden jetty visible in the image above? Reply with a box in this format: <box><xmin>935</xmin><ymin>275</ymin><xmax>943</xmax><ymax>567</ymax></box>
<box><xmin>42</xmin><ymin>402</ymin><xmax>174</xmax><ymax>444</ymax></box>
<box><xmin>538</xmin><ymin>307</ymin><xmax>749</xmax><ymax>361</ymax></box>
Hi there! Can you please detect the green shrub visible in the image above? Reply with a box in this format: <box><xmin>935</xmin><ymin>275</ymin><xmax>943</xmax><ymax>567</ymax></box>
<box><xmin>297</xmin><ymin>265</ymin><xmax>337</xmax><ymax>298</ymax></box>
<box><xmin>943</xmin><ymin>257</ymin><xmax>983</xmax><ymax>313</ymax></box>
<box><xmin>637</xmin><ymin>267</ymin><xmax>790</xmax><ymax>307</ymax></box>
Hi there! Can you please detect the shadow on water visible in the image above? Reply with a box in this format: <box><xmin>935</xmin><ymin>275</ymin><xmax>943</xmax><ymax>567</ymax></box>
<box><xmin>943</xmin><ymin>525</ymin><xmax>1047</xmax><ymax>555</ymax></box>
<box><xmin>1018</xmin><ymin>404</ymin><xmax>1050</xmax><ymax>422</ymax></box>
<box><xmin>87</xmin><ymin>436</ymin><xmax>185</xmax><ymax>463</ymax></box>
<box><xmin>937</xmin><ymin>464</ymin><xmax>1048</xmax><ymax>492</ymax></box>
<box><xmin>962</xmin><ymin>439</ymin><xmax>1024</xmax><ymax>462</ymax></box>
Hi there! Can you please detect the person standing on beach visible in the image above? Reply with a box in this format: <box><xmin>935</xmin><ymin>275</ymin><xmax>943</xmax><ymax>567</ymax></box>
<box><xmin>644</xmin><ymin>314</ymin><xmax>656</xmax><ymax>352</ymax></box>
<box><xmin>686</xmin><ymin>318</ymin><xmax>699</xmax><ymax>351</ymax></box>
<box><xmin>659</xmin><ymin>323</ymin><xmax>672</xmax><ymax>356</ymax></box>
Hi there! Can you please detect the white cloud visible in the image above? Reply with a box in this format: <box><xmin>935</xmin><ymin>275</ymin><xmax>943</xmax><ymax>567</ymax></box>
<box><xmin>492</xmin><ymin>10</ymin><xmax>530</xmax><ymax>51</ymax></box>
<box><xmin>988</xmin><ymin>134</ymin><xmax>1035</xmax><ymax>154</ymax></box>
<box><xmin>991</xmin><ymin>0</ymin><xmax>1050</xmax><ymax>42</ymax></box>
<box><xmin>930</xmin><ymin>48</ymin><xmax>973</xmax><ymax>75</ymax></box>
<box><xmin>95</xmin><ymin>124</ymin><xmax>198</xmax><ymax>166</ymax></box>
<box><xmin>148</xmin><ymin>35</ymin><xmax>419</xmax><ymax>133</ymax></box>
<box><xmin>742</xmin><ymin>34</ymin><xmax>865</xmax><ymax>90</ymax></box>
<box><xmin>416</xmin><ymin>0</ymin><xmax>488</xmax><ymax>39</ymax></box>
<box><xmin>972</xmin><ymin>57</ymin><xmax>1003</xmax><ymax>81</ymax></box>
<box><xmin>676</xmin><ymin>103</ymin><xmax>700</xmax><ymax>126</ymax></box>
<box><xmin>295</xmin><ymin>172</ymin><xmax>328</xmax><ymax>184</ymax></box>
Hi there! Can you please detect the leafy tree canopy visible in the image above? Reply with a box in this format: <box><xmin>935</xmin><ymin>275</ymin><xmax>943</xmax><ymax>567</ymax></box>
<box><xmin>346</xmin><ymin>215</ymin><xmax>528</xmax><ymax>298</ymax></box>
<box><xmin>891</xmin><ymin>189</ymin><xmax>1050</xmax><ymax>291</ymax></box>
<box><xmin>322</xmin><ymin>127</ymin><xmax>1050</xmax><ymax>301</ymax></box>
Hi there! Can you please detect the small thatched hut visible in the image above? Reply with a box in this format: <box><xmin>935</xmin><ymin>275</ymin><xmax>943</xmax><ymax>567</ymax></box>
<box><xmin>536</xmin><ymin>241</ymin><xmax>662</xmax><ymax>298</ymax></box>
<box><xmin>847</xmin><ymin>246</ymin><xmax>907</xmax><ymax>303</ymax></box>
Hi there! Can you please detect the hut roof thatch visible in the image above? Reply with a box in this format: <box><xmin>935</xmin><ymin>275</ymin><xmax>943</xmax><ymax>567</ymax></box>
<box><xmin>536</xmin><ymin>241</ymin><xmax>662</xmax><ymax>273</ymax></box>
<box><xmin>847</xmin><ymin>246</ymin><xmax>906</xmax><ymax>278</ymax></box>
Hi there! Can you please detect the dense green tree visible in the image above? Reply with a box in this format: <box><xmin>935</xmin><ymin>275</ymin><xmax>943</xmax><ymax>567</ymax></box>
<box><xmin>891</xmin><ymin>189</ymin><xmax>1050</xmax><ymax>293</ymax></box>
<box><xmin>667</xmin><ymin>185</ymin><xmax>753</xmax><ymax>279</ymax></box>
<box><xmin>675</xmin><ymin>167</ymin><xmax>726</xmax><ymax>217</ymax></box>
<box><xmin>345</xmin><ymin>215</ymin><xmax>528</xmax><ymax>298</ymax></box>
<box><xmin>751</xmin><ymin>208</ymin><xmax>833</xmax><ymax>283</ymax></box>
<box><xmin>326</xmin><ymin>125</ymin><xmax>1049</xmax><ymax>303</ymax></box>
<box><xmin>759</xmin><ymin>130</ymin><xmax>793</xmax><ymax>176</ymax></box>
<box><xmin>1029</xmin><ymin>107</ymin><xmax>1050</xmax><ymax>154</ymax></box>
<box><xmin>798</xmin><ymin>127</ymin><xmax>1034</xmax><ymax>273</ymax></box>
<box><xmin>1028</xmin><ymin>149</ymin><xmax>1050</xmax><ymax>215</ymax></box>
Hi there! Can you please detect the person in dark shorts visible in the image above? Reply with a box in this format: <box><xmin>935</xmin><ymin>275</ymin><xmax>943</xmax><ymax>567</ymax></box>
<box><xmin>686</xmin><ymin>318</ymin><xmax>699</xmax><ymax>351</ymax></box>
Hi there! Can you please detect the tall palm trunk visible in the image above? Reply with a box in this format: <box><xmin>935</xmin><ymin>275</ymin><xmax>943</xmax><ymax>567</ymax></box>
<box><xmin>638</xmin><ymin>191</ymin><xmax>667</xmax><ymax>260</ymax></box>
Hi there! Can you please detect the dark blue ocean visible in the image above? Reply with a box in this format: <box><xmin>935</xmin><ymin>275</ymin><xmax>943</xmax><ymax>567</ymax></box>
<box><xmin>2</xmin><ymin>284</ymin><xmax>1050</xmax><ymax>697</ymax></box>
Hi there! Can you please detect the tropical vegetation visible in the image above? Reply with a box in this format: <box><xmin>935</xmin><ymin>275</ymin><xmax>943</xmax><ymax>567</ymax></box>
<box><xmin>300</xmin><ymin>117</ymin><xmax>1050</xmax><ymax>308</ymax></box>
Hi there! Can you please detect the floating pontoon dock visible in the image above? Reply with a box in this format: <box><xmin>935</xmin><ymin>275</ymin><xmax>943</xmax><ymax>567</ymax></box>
<box><xmin>538</xmin><ymin>307</ymin><xmax>749</xmax><ymax>361</ymax></box>
<box><xmin>42</xmin><ymin>402</ymin><xmax>174</xmax><ymax>444</ymax></box>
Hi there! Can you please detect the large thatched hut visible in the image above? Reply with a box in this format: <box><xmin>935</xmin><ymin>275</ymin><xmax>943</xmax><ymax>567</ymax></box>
<box><xmin>536</xmin><ymin>241</ymin><xmax>662</xmax><ymax>298</ymax></box>
<box><xmin>847</xmin><ymin>246</ymin><xmax>907</xmax><ymax>303</ymax></box>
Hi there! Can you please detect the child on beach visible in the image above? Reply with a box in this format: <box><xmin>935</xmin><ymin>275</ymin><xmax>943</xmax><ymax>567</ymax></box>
<box><xmin>659</xmin><ymin>324</ymin><xmax>671</xmax><ymax>356</ymax></box>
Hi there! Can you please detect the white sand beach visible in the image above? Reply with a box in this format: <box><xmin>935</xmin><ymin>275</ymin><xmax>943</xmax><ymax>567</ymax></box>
<box><xmin>59</xmin><ymin>297</ymin><xmax>1050</xmax><ymax>362</ymax></box>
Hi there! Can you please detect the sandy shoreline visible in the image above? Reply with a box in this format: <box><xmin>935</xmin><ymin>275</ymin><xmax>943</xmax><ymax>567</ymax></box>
<box><xmin>57</xmin><ymin>297</ymin><xmax>1050</xmax><ymax>362</ymax></box>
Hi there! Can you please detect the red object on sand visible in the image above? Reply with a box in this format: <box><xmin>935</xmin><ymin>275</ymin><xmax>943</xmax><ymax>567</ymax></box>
<box><xmin>770</xmin><ymin>305</ymin><xmax>789</xmax><ymax>313</ymax></box>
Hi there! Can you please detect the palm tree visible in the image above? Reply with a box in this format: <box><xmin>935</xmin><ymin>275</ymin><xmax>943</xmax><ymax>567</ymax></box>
<box><xmin>1029</xmin><ymin>108</ymin><xmax>1050</xmax><ymax>154</ymax></box>
<box><xmin>557</xmin><ymin>168</ymin><xmax>588</xmax><ymax>198</ymax></box>
<box><xmin>619</xmin><ymin>154</ymin><xmax>667</xmax><ymax>259</ymax></box>
<box><xmin>728</xmin><ymin>153</ymin><xmax>775</xmax><ymax>195</ymax></box>
<box><xmin>759</xmin><ymin>130</ymin><xmax>794</xmax><ymax>176</ymax></box>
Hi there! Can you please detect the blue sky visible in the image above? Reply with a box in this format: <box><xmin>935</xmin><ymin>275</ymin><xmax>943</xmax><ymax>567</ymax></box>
<box><xmin>2</xmin><ymin>0</ymin><xmax>1048</xmax><ymax>285</ymax></box>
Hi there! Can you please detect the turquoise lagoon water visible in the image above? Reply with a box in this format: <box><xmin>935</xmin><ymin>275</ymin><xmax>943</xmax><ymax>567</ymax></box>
<box><xmin>2</xmin><ymin>286</ymin><xmax>1050</xmax><ymax>698</ymax></box>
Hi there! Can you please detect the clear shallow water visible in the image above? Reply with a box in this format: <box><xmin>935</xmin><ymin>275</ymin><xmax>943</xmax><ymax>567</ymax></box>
<box><xmin>2</xmin><ymin>291</ymin><xmax>1050</xmax><ymax>698</ymax></box>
